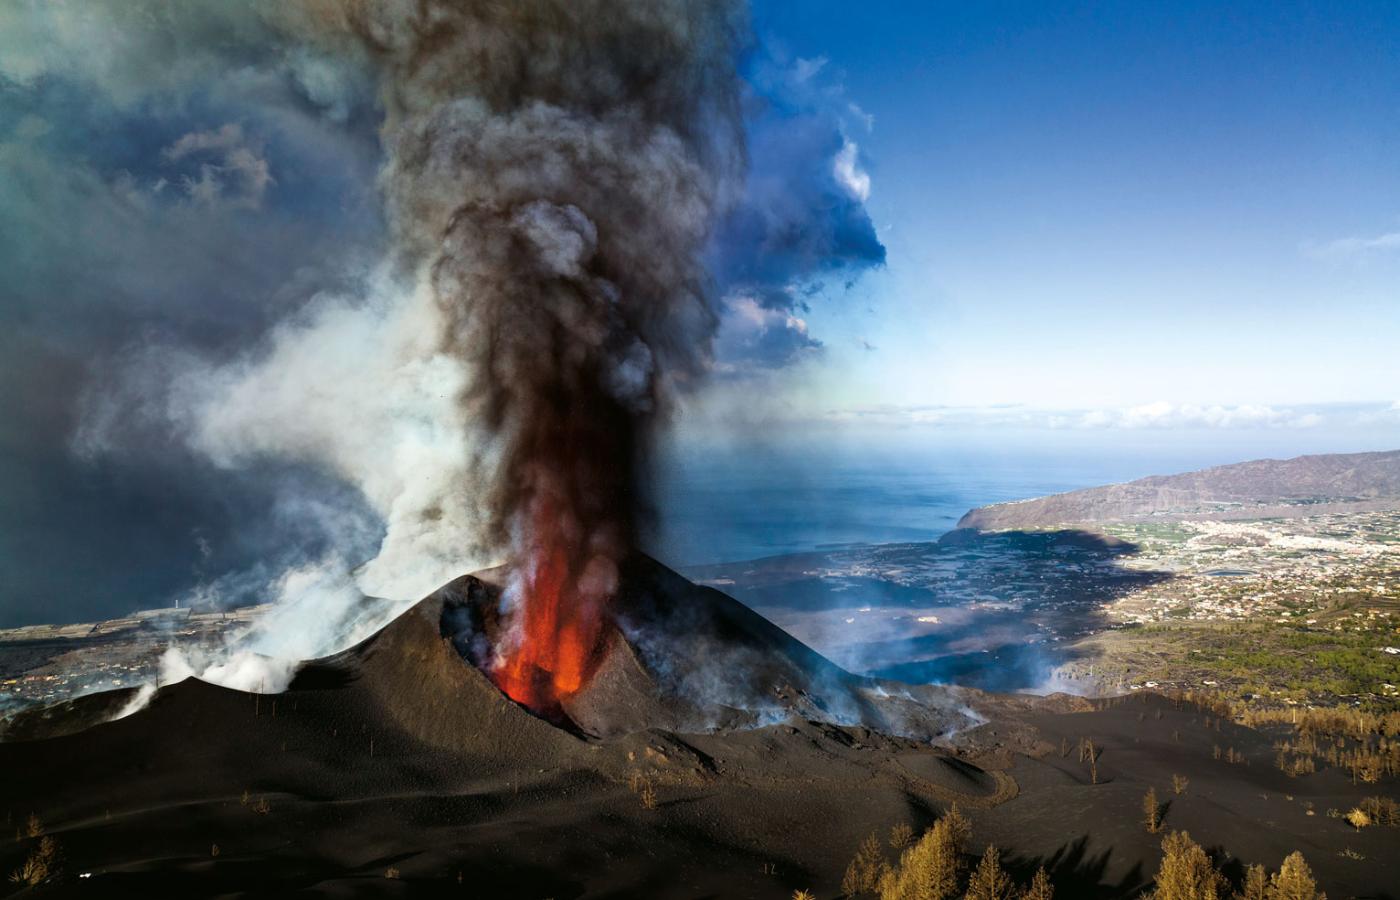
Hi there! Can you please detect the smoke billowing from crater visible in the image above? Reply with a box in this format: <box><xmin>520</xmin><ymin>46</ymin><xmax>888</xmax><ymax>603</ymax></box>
<box><xmin>294</xmin><ymin>0</ymin><xmax>748</xmax><ymax>709</ymax></box>
<box><xmin>5</xmin><ymin>0</ymin><xmax>884</xmax><ymax>703</ymax></box>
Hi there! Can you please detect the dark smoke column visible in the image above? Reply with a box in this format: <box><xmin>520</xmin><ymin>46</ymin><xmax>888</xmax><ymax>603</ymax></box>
<box><xmin>304</xmin><ymin>1</ymin><xmax>746</xmax><ymax>711</ymax></box>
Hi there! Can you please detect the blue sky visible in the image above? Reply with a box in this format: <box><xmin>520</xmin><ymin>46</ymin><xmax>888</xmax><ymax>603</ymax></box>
<box><xmin>744</xmin><ymin>0</ymin><xmax>1400</xmax><ymax>427</ymax></box>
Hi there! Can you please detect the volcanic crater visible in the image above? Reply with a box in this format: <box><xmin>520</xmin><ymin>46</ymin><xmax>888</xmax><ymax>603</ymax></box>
<box><xmin>433</xmin><ymin>554</ymin><xmax>983</xmax><ymax>741</ymax></box>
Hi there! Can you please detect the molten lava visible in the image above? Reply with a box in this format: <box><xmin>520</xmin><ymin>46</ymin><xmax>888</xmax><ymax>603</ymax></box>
<box><xmin>490</xmin><ymin>504</ymin><xmax>612</xmax><ymax>715</ymax></box>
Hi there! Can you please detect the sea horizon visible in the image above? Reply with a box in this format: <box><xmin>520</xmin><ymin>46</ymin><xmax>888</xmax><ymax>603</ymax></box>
<box><xmin>651</xmin><ymin>433</ymin><xmax>1400</xmax><ymax>567</ymax></box>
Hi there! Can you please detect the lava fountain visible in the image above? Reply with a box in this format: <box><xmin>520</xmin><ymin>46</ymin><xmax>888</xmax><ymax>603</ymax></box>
<box><xmin>484</xmin><ymin>398</ymin><xmax>629</xmax><ymax>715</ymax></box>
<box><xmin>490</xmin><ymin>491</ymin><xmax>617</xmax><ymax>713</ymax></box>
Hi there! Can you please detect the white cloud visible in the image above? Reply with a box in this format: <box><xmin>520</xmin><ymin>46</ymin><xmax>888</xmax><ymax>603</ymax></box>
<box><xmin>1310</xmin><ymin>230</ymin><xmax>1400</xmax><ymax>258</ymax></box>
<box><xmin>1097</xmin><ymin>401</ymin><xmax>1299</xmax><ymax>429</ymax></box>
<box><xmin>163</xmin><ymin>123</ymin><xmax>245</xmax><ymax>159</ymax></box>
<box><xmin>791</xmin><ymin>55</ymin><xmax>828</xmax><ymax>83</ymax></box>
<box><xmin>711</xmin><ymin>292</ymin><xmax>821</xmax><ymax>372</ymax></box>
<box><xmin>1354</xmin><ymin>401</ymin><xmax>1400</xmax><ymax>425</ymax></box>
<box><xmin>815</xmin><ymin>401</ymin><xmax>1381</xmax><ymax>431</ymax></box>
<box><xmin>833</xmin><ymin>139</ymin><xmax>871</xmax><ymax>202</ymax></box>
<box><xmin>162</xmin><ymin>124</ymin><xmax>273</xmax><ymax>209</ymax></box>
<box><xmin>0</xmin><ymin>1</ymin><xmax>276</xmax><ymax>106</ymax></box>
<box><xmin>846</xmin><ymin>101</ymin><xmax>874</xmax><ymax>132</ymax></box>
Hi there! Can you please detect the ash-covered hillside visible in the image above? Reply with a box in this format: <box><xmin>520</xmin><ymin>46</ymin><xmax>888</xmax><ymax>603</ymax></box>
<box><xmin>2</xmin><ymin>560</ymin><xmax>1394</xmax><ymax>898</ymax></box>
<box><xmin>958</xmin><ymin>449</ymin><xmax>1400</xmax><ymax>531</ymax></box>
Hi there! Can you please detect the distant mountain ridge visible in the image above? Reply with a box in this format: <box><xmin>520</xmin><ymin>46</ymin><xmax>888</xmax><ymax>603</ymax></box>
<box><xmin>957</xmin><ymin>449</ymin><xmax>1400</xmax><ymax>531</ymax></box>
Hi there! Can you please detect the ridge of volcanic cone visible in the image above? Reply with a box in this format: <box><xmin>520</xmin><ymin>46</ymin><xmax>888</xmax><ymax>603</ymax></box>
<box><xmin>430</xmin><ymin>553</ymin><xmax>982</xmax><ymax>742</ymax></box>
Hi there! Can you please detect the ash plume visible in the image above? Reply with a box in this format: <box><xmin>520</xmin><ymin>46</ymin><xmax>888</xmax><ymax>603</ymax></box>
<box><xmin>354</xmin><ymin>0</ymin><xmax>741</xmax><ymax>534</ymax></box>
<box><xmin>5</xmin><ymin>0</ymin><xmax>885</xmax><ymax>705</ymax></box>
<box><xmin>287</xmin><ymin>1</ymin><xmax>748</xmax><ymax>704</ymax></box>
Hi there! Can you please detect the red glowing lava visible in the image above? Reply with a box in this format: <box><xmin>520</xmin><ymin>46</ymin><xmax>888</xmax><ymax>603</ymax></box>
<box><xmin>490</xmin><ymin>504</ymin><xmax>613</xmax><ymax>715</ymax></box>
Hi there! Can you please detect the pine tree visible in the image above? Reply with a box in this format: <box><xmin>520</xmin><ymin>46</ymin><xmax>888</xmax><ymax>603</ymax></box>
<box><xmin>1237</xmin><ymin>864</ymin><xmax>1268</xmax><ymax>900</ymax></box>
<box><xmin>941</xmin><ymin>804</ymin><xmax>971</xmax><ymax>850</ymax></box>
<box><xmin>844</xmin><ymin>832</ymin><xmax>886</xmax><ymax>897</ymax></box>
<box><xmin>1149</xmin><ymin>831</ymin><xmax>1226</xmax><ymax>900</ymax></box>
<box><xmin>877</xmin><ymin>807</ymin><xmax>969</xmax><ymax>900</ymax></box>
<box><xmin>964</xmin><ymin>846</ymin><xmax>1015</xmax><ymax>900</ymax></box>
<box><xmin>1144</xmin><ymin>787</ymin><xmax>1162</xmax><ymax>833</ymax></box>
<box><xmin>1023</xmin><ymin>867</ymin><xmax>1054</xmax><ymax>900</ymax></box>
<box><xmin>1267</xmin><ymin>852</ymin><xmax>1324</xmax><ymax>900</ymax></box>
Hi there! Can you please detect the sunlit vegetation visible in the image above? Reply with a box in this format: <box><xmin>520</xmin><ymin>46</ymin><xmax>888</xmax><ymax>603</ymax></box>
<box><xmin>1359</xmin><ymin>795</ymin><xmax>1399</xmax><ymax>825</ymax></box>
<box><xmin>1023</xmin><ymin>867</ymin><xmax>1054</xmax><ymax>900</ymax></box>
<box><xmin>1186</xmin><ymin>628</ymin><xmax>1400</xmax><ymax>699</ymax></box>
<box><xmin>841</xmin><ymin>798</ymin><xmax>1339</xmax><ymax>900</ymax></box>
<box><xmin>8</xmin><ymin>836</ymin><xmax>58</xmax><ymax>887</ymax></box>
<box><xmin>8</xmin><ymin>816</ymin><xmax>59</xmax><ymax>887</ymax></box>
<box><xmin>1238</xmin><ymin>864</ymin><xmax>1269</xmax><ymax>900</ymax></box>
<box><xmin>1269</xmin><ymin>852</ymin><xmax>1325</xmax><ymax>899</ymax></box>
<box><xmin>888</xmin><ymin>823</ymin><xmax>914</xmax><ymax>850</ymax></box>
<box><xmin>1217</xmin><ymin>746</ymin><xmax>1246</xmax><ymax>766</ymax></box>
<box><xmin>1334</xmin><ymin>744</ymin><xmax>1397</xmax><ymax>783</ymax></box>
<box><xmin>1143</xmin><ymin>787</ymin><xmax>1162</xmax><ymax>833</ymax></box>
<box><xmin>1086</xmin><ymin>616</ymin><xmax>1400</xmax><ymax>708</ymax></box>
<box><xmin>1236</xmin><ymin>705</ymin><xmax>1400</xmax><ymax>739</ymax></box>
<box><xmin>1078</xmin><ymin>737</ymin><xmax>1099</xmax><ymax>783</ymax></box>
<box><xmin>1148</xmin><ymin>832</ymin><xmax>1324</xmax><ymax>900</ymax></box>
<box><xmin>1275</xmin><ymin>750</ymin><xmax>1316</xmax><ymax>777</ymax></box>
<box><xmin>1148</xmin><ymin>830</ymin><xmax>1226</xmax><ymax>900</ymax></box>
<box><xmin>877</xmin><ymin>805</ymin><xmax>968</xmax><ymax>900</ymax></box>
<box><xmin>627</xmin><ymin>770</ymin><xmax>659</xmax><ymax>810</ymax></box>
<box><xmin>842</xmin><ymin>833</ymin><xmax>886</xmax><ymax>897</ymax></box>
<box><xmin>844</xmin><ymin>807</ymin><xmax>1053</xmax><ymax>900</ymax></box>
<box><xmin>963</xmin><ymin>846</ymin><xmax>1015</xmax><ymax>900</ymax></box>
<box><xmin>1164</xmin><ymin>690</ymin><xmax>1400</xmax><ymax>782</ymax></box>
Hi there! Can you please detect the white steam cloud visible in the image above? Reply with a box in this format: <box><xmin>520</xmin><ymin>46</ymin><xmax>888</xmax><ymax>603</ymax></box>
<box><xmin>84</xmin><ymin>0</ymin><xmax>748</xmax><ymax>706</ymax></box>
<box><xmin>170</xmin><ymin>270</ymin><xmax>484</xmax><ymax>600</ymax></box>
<box><xmin>94</xmin><ymin>266</ymin><xmax>492</xmax><ymax>703</ymax></box>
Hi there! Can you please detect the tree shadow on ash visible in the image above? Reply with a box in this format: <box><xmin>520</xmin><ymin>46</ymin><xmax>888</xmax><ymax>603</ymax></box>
<box><xmin>733</xmin><ymin>529</ymin><xmax>1175</xmax><ymax>693</ymax></box>
<box><xmin>1004</xmin><ymin>835</ymin><xmax>1149</xmax><ymax>899</ymax></box>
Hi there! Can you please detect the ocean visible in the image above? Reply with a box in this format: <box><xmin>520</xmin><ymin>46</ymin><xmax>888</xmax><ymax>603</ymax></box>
<box><xmin>648</xmin><ymin>438</ymin><xmax>1258</xmax><ymax>567</ymax></box>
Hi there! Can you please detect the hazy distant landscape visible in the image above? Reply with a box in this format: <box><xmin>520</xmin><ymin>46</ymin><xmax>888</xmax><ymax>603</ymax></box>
<box><xmin>9</xmin><ymin>450</ymin><xmax>1398</xmax><ymax>716</ymax></box>
<box><xmin>692</xmin><ymin>451</ymin><xmax>1400</xmax><ymax>708</ymax></box>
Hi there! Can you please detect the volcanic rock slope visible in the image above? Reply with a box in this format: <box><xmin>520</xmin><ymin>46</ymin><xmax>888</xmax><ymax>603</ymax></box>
<box><xmin>958</xmin><ymin>449</ymin><xmax>1400</xmax><ymax>531</ymax></box>
<box><xmin>0</xmin><ymin>558</ymin><xmax>1395</xmax><ymax>898</ymax></box>
<box><xmin>436</xmin><ymin>555</ymin><xmax>981</xmax><ymax>741</ymax></box>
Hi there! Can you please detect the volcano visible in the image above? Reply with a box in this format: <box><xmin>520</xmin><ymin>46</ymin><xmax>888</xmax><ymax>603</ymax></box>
<box><xmin>4</xmin><ymin>559</ymin><xmax>1394</xmax><ymax>898</ymax></box>
<box><xmin>0</xmin><ymin>557</ymin><xmax>1016</xmax><ymax>897</ymax></box>
<box><xmin>289</xmin><ymin>553</ymin><xmax>983</xmax><ymax>744</ymax></box>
